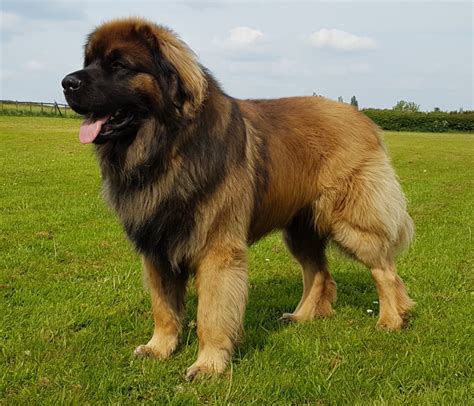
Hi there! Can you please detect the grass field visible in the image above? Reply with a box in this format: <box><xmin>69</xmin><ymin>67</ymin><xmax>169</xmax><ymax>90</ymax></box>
<box><xmin>1</xmin><ymin>116</ymin><xmax>473</xmax><ymax>404</ymax></box>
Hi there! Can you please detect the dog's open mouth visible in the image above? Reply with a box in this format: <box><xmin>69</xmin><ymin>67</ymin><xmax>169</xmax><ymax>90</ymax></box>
<box><xmin>79</xmin><ymin>110</ymin><xmax>134</xmax><ymax>144</ymax></box>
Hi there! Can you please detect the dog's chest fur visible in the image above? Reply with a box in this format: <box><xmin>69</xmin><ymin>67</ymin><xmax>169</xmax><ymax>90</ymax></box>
<box><xmin>96</xmin><ymin>97</ymin><xmax>253</xmax><ymax>272</ymax></box>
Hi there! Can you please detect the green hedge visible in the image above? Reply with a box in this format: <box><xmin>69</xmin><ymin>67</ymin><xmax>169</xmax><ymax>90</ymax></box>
<box><xmin>362</xmin><ymin>109</ymin><xmax>474</xmax><ymax>133</ymax></box>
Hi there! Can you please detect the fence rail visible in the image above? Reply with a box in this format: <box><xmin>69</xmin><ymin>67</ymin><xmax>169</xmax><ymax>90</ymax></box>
<box><xmin>0</xmin><ymin>100</ymin><xmax>78</xmax><ymax>118</ymax></box>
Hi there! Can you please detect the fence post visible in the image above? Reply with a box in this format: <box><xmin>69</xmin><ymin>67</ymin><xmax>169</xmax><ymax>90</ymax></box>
<box><xmin>54</xmin><ymin>101</ymin><xmax>63</xmax><ymax>117</ymax></box>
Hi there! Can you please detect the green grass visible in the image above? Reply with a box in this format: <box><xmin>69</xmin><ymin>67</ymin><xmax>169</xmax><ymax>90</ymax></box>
<box><xmin>1</xmin><ymin>116</ymin><xmax>473</xmax><ymax>404</ymax></box>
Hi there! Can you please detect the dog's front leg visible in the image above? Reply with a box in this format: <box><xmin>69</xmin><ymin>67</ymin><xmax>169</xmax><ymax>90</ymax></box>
<box><xmin>186</xmin><ymin>243</ymin><xmax>248</xmax><ymax>380</ymax></box>
<box><xmin>134</xmin><ymin>256</ymin><xmax>188</xmax><ymax>359</ymax></box>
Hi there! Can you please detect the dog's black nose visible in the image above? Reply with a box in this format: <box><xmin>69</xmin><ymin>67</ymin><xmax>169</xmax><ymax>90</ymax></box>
<box><xmin>62</xmin><ymin>74</ymin><xmax>82</xmax><ymax>91</ymax></box>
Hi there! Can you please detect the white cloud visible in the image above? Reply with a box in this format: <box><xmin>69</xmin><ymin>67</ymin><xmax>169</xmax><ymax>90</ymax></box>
<box><xmin>228</xmin><ymin>27</ymin><xmax>264</xmax><ymax>45</ymax></box>
<box><xmin>212</xmin><ymin>26</ymin><xmax>264</xmax><ymax>50</ymax></box>
<box><xmin>308</xmin><ymin>28</ymin><xmax>377</xmax><ymax>51</ymax></box>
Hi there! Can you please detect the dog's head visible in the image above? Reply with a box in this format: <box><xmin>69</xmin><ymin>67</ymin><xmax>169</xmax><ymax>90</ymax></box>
<box><xmin>62</xmin><ymin>18</ymin><xmax>207</xmax><ymax>144</ymax></box>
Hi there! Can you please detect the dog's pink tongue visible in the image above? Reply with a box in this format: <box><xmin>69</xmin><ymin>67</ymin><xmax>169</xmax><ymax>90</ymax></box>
<box><xmin>79</xmin><ymin>116</ymin><xmax>110</xmax><ymax>144</ymax></box>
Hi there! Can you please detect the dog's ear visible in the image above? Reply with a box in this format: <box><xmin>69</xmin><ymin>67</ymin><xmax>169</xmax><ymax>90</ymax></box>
<box><xmin>136</xmin><ymin>23</ymin><xmax>207</xmax><ymax>118</ymax></box>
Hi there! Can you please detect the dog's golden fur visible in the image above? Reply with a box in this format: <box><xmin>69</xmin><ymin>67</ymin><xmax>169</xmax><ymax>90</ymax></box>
<box><xmin>65</xmin><ymin>18</ymin><xmax>414</xmax><ymax>379</ymax></box>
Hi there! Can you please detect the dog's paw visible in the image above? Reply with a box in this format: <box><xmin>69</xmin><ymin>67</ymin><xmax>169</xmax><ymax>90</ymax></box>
<box><xmin>133</xmin><ymin>335</ymin><xmax>178</xmax><ymax>359</ymax></box>
<box><xmin>185</xmin><ymin>365</ymin><xmax>206</xmax><ymax>381</ymax></box>
<box><xmin>279</xmin><ymin>312</ymin><xmax>297</xmax><ymax>323</ymax></box>
<box><xmin>185</xmin><ymin>350</ymin><xmax>228</xmax><ymax>380</ymax></box>
<box><xmin>376</xmin><ymin>315</ymin><xmax>404</xmax><ymax>331</ymax></box>
<box><xmin>280</xmin><ymin>304</ymin><xmax>335</xmax><ymax>323</ymax></box>
<box><xmin>134</xmin><ymin>344</ymin><xmax>155</xmax><ymax>358</ymax></box>
<box><xmin>185</xmin><ymin>362</ymin><xmax>224</xmax><ymax>381</ymax></box>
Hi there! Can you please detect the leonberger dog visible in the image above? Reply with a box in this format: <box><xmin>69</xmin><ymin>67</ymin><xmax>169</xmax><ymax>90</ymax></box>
<box><xmin>62</xmin><ymin>18</ymin><xmax>414</xmax><ymax>379</ymax></box>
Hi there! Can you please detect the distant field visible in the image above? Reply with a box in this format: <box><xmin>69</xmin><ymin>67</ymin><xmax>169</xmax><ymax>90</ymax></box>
<box><xmin>1</xmin><ymin>116</ymin><xmax>473</xmax><ymax>404</ymax></box>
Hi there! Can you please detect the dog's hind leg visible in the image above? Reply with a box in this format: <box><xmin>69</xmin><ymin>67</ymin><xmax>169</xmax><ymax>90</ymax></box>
<box><xmin>280</xmin><ymin>208</ymin><xmax>336</xmax><ymax>322</ymax></box>
<box><xmin>371</xmin><ymin>262</ymin><xmax>414</xmax><ymax>330</ymax></box>
<box><xmin>332</xmin><ymin>219</ymin><xmax>414</xmax><ymax>330</ymax></box>
<box><xmin>134</xmin><ymin>256</ymin><xmax>189</xmax><ymax>359</ymax></box>
<box><xmin>185</xmin><ymin>242</ymin><xmax>248</xmax><ymax>380</ymax></box>
<box><xmin>327</xmin><ymin>158</ymin><xmax>415</xmax><ymax>330</ymax></box>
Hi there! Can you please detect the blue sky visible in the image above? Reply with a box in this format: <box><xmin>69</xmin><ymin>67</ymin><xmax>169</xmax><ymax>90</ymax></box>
<box><xmin>1</xmin><ymin>0</ymin><xmax>472</xmax><ymax>111</ymax></box>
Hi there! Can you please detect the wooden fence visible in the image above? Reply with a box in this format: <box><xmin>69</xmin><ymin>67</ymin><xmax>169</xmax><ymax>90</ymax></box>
<box><xmin>0</xmin><ymin>100</ymin><xmax>77</xmax><ymax>117</ymax></box>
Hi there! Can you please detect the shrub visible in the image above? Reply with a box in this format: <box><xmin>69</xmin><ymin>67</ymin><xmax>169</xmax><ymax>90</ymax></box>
<box><xmin>362</xmin><ymin>109</ymin><xmax>474</xmax><ymax>133</ymax></box>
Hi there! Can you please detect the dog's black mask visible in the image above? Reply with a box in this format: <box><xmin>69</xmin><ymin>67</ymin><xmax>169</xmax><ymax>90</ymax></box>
<box><xmin>62</xmin><ymin>60</ymin><xmax>145</xmax><ymax>144</ymax></box>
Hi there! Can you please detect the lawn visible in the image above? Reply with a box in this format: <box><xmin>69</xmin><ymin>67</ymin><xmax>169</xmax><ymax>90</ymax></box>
<box><xmin>1</xmin><ymin>116</ymin><xmax>473</xmax><ymax>404</ymax></box>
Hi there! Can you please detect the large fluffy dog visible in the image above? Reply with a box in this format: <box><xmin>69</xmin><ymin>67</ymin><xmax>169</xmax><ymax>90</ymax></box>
<box><xmin>62</xmin><ymin>18</ymin><xmax>414</xmax><ymax>379</ymax></box>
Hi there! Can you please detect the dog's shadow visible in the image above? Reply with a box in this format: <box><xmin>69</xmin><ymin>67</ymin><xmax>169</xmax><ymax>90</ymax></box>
<box><xmin>181</xmin><ymin>263</ymin><xmax>377</xmax><ymax>360</ymax></box>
